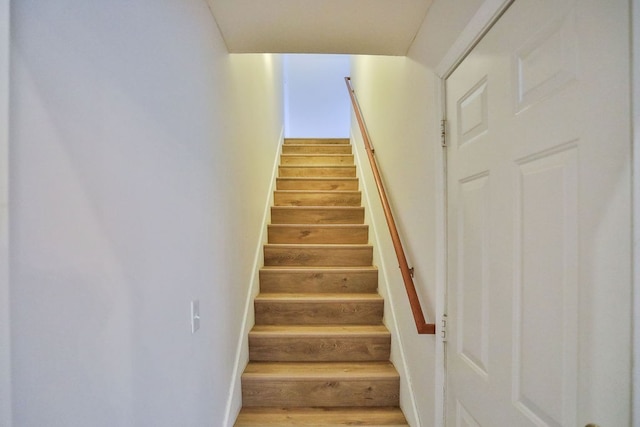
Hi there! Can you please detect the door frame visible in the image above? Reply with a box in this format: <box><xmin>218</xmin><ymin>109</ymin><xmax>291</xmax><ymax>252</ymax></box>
<box><xmin>0</xmin><ymin>0</ymin><xmax>10</xmax><ymax>425</ymax></box>
<box><xmin>632</xmin><ymin>0</ymin><xmax>639</xmax><ymax>424</ymax></box>
<box><xmin>433</xmin><ymin>2</ymin><xmax>514</xmax><ymax>425</ymax></box>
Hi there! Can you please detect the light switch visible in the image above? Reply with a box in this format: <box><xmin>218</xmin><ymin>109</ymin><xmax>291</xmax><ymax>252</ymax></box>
<box><xmin>191</xmin><ymin>300</ymin><xmax>200</xmax><ymax>333</ymax></box>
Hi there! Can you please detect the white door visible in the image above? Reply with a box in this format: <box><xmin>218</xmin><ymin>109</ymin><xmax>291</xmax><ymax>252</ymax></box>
<box><xmin>445</xmin><ymin>0</ymin><xmax>632</xmax><ymax>426</ymax></box>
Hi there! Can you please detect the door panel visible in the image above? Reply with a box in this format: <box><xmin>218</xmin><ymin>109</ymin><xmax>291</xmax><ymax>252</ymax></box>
<box><xmin>513</xmin><ymin>145</ymin><xmax>578</xmax><ymax>426</ymax></box>
<box><xmin>445</xmin><ymin>0</ymin><xmax>631</xmax><ymax>426</ymax></box>
<box><xmin>457</xmin><ymin>171</ymin><xmax>490</xmax><ymax>379</ymax></box>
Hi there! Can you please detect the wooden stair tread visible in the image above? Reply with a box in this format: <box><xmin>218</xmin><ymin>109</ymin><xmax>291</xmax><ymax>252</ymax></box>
<box><xmin>280</xmin><ymin>154</ymin><xmax>353</xmax><ymax>157</ymax></box>
<box><xmin>275</xmin><ymin>190</ymin><xmax>360</xmax><ymax>195</ymax></box>
<box><xmin>249</xmin><ymin>325</ymin><xmax>391</xmax><ymax>362</ymax></box>
<box><xmin>283</xmin><ymin>144</ymin><xmax>352</xmax><ymax>148</ymax></box>
<box><xmin>234</xmin><ymin>407</ymin><xmax>408</xmax><ymax>426</ymax></box>
<box><xmin>280</xmin><ymin>154</ymin><xmax>354</xmax><ymax>166</ymax></box>
<box><xmin>268</xmin><ymin>224</ymin><xmax>368</xmax><ymax>244</ymax></box>
<box><xmin>268</xmin><ymin>224</ymin><xmax>368</xmax><ymax>229</ymax></box>
<box><xmin>260</xmin><ymin>266</ymin><xmax>377</xmax><ymax>272</ymax></box>
<box><xmin>264</xmin><ymin>243</ymin><xmax>372</xmax><ymax>249</ymax></box>
<box><xmin>258</xmin><ymin>266</ymin><xmax>378</xmax><ymax>293</ymax></box>
<box><xmin>279</xmin><ymin>165</ymin><xmax>355</xmax><ymax>169</ymax></box>
<box><xmin>282</xmin><ymin>145</ymin><xmax>352</xmax><ymax>154</ymax></box>
<box><xmin>272</xmin><ymin>205</ymin><xmax>364</xmax><ymax>208</ymax></box>
<box><xmin>276</xmin><ymin>178</ymin><xmax>359</xmax><ymax>191</ymax></box>
<box><xmin>271</xmin><ymin>205</ymin><xmax>364</xmax><ymax>212</ymax></box>
<box><xmin>242</xmin><ymin>361</ymin><xmax>398</xmax><ymax>380</ymax></box>
<box><xmin>277</xmin><ymin>178</ymin><xmax>358</xmax><ymax>185</ymax></box>
<box><xmin>255</xmin><ymin>293</ymin><xmax>383</xmax><ymax>301</ymax></box>
<box><xmin>274</xmin><ymin>191</ymin><xmax>361</xmax><ymax>207</ymax></box>
<box><xmin>264</xmin><ymin>244</ymin><xmax>373</xmax><ymax>267</ymax></box>
<box><xmin>284</xmin><ymin>138</ymin><xmax>350</xmax><ymax>144</ymax></box>
<box><xmin>280</xmin><ymin>153</ymin><xmax>353</xmax><ymax>159</ymax></box>
<box><xmin>250</xmin><ymin>324</ymin><xmax>389</xmax><ymax>336</ymax></box>
<box><xmin>278</xmin><ymin>166</ymin><xmax>357</xmax><ymax>178</ymax></box>
<box><xmin>278</xmin><ymin>176</ymin><xmax>357</xmax><ymax>181</ymax></box>
<box><xmin>254</xmin><ymin>292</ymin><xmax>383</xmax><ymax>325</ymax></box>
<box><xmin>270</xmin><ymin>206</ymin><xmax>365</xmax><ymax>225</ymax></box>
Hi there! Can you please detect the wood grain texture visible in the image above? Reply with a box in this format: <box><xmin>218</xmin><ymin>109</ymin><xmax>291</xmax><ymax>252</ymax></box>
<box><xmin>268</xmin><ymin>224</ymin><xmax>368</xmax><ymax>244</ymax></box>
<box><xmin>282</xmin><ymin>144</ymin><xmax>352</xmax><ymax>154</ymax></box>
<box><xmin>280</xmin><ymin>154</ymin><xmax>354</xmax><ymax>166</ymax></box>
<box><xmin>274</xmin><ymin>190</ymin><xmax>361</xmax><ymax>207</ymax></box>
<box><xmin>259</xmin><ymin>267</ymin><xmax>378</xmax><ymax>293</ymax></box>
<box><xmin>263</xmin><ymin>244</ymin><xmax>373</xmax><ymax>267</ymax></box>
<box><xmin>276</xmin><ymin>177</ymin><xmax>359</xmax><ymax>191</ymax></box>
<box><xmin>271</xmin><ymin>207</ymin><xmax>365</xmax><ymax>224</ymax></box>
<box><xmin>235</xmin><ymin>136</ymin><xmax>408</xmax><ymax>424</ymax></box>
<box><xmin>254</xmin><ymin>293</ymin><xmax>383</xmax><ymax>325</ymax></box>
<box><xmin>234</xmin><ymin>407</ymin><xmax>408</xmax><ymax>426</ymax></box>
<box><xmin>284</xmin><ymin>138</ymin><xmax>350</xmax><ymax>145</ymax></box>
<box><xmin>279</xmin><ymin>166</ymin><xmax>356</xmax><ymax>177</ymax></box>
<box><xmin>249</xmin><ymin>325</ymin><xmax>390</xmax><ymax>361</ymax></box>
<box><xmin>242</xmin><ymin>361</ymin><xmax>398</xmax><ymax>379</ymax></box>
<box><xmin>241</xmin><ymin>362</ymin><xmax>400</xmax><ymax>407</ymax></box>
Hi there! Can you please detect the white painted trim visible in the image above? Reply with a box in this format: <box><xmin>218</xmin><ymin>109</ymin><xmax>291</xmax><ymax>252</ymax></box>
<box><xmin>350</xmin><ymin>127</ymin><xmax>423</xmax><ymax>427</ymax></box>
<box><xmin>0</xmin><ymin>0</ymin><xmax>10</xmax><ymax>424</ymax></box>
<box><xmin>433</xmin><ymin>75</ymin><xmax>447</xmax><ymax>427</ymax></box>
<box><xmin>435</xmin><ymin>0</ymin><xmax>514</xmax><ymax>78</ymax></box>
<box><xmin>434</xmin><ymin>3</ymin><xmax>517</xmax><ymax>425</ymax></box>
<box><xmin>632</xmin><ymin>0</ymin><xmax>639</xmax><ymax>424</ymax></box>
<box><xmin>222</xmin><ymin>129</ymin><xmax>283</xmax><ymax>427</ymax></box>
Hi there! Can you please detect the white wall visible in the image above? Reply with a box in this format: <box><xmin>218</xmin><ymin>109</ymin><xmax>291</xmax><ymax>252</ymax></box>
<box><xmin>350</xmin><ymin>55</ymin><xmax>440</xmax><ymax>427</ymax></box>
<box><xmin>9</xmin><ymin>1</ymin><xmax>283</xmax><ymax>426</ymax></box>
<box><xmin>348</xmin><ymin>2</ymin><xmax>487</xmax><ymax>426</ymax></box>
<box><xmin>0</xmin><ymin>0</ymin><xmax>10</xmax><ymax>425</ymax></box>
<box><xmin>284</xmin><ymin>54</ymin><xmax>350</xmax><ymax>137</ymax></box>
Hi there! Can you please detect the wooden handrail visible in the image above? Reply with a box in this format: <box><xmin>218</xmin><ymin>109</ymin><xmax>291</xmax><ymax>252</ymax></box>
<box><xmin>344</xmin><ymin>77</ymin><xmax>436</xmax><ymax>335</ymax></box>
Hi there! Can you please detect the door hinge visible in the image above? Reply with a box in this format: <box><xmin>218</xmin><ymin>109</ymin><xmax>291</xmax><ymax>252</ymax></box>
<box><xmin>440</xmin><ymin>119</ymin><xmax>447</xmax><ymax>147</ymax></box>
<box><xmin>440</xmin><ymin>314</ymin><xmax>448</xmax><ymax>342</ymax></box>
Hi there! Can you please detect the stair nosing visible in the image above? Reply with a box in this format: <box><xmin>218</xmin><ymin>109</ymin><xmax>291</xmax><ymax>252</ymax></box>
<box><xmin>284</xmin><ymin>138</ymin><xmax>350</xmax><ymax>142</ymax></box>
<box><xmin>255</xmin><ymin>292</ymin><xmax>383</xmax><ymax>300</ymax></box>
<box><xmin>278</xmin><ymin>166</ymin><xmax>356</xmax><ymax>169</ymax></box>
<box><xmin>264</xmin><ymin>243</ymin><xmax>371</xmax><ymax>248</ymax></box>
<box><xmin>267</xmin><ymin>223</ymin><xmax>369</xmax><ymax>228</ymax></box>
<box><xmin>281</xmin><ymin>154</ymin><xmax>354</xmax><ymax>157</ymax></box>
<box><xmin>277</xmin><ymin>177</ymin><xmax>358</xmax><ymax>180</ymax></box>
<box><xmin>271</xmin><ymin>206</ymin><xmax>364</xmax><ymax>210</ymax></box>
<box><xmin>250</xmin><ymin>325</ymin><xmax>389</xmax><ymax>338</ymax></box>
<box><xmin>242</xmin><ymin>361</ymin><xmax>399</xmax><ymax>381</ymax></box>
<box><xmin>274</xmin><ymin>190</ymin><xmax>361</xmax><ymax>194</ymax></box>
<box><xmin>260</xmin><ymin>266</ymin><xmax>377</xmax><ymax>271</ymax></box>
<box><xmin>282</xmin><ymin>143</ymin><xmax>352</xmax><ymax>146</ymax></box>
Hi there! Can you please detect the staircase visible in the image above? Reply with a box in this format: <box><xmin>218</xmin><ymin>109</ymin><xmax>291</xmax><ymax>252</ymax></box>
<box><xmin>234</xmin><ymin>138</ymin><xmax>409</xmax><ymax>426</ymax></box>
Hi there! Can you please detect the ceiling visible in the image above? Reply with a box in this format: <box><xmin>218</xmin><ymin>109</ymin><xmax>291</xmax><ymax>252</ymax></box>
<box><xmin>206</xmin><ymin>0</ymin><xmax>434</xmax><ymax>56</ymax></box>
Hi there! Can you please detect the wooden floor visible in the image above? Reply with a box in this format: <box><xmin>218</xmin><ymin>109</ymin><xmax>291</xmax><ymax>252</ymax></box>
<box><xmin>234</xmin><ymin>138</ymin><xmax>408</xmax><ymax>426</ymax></box>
